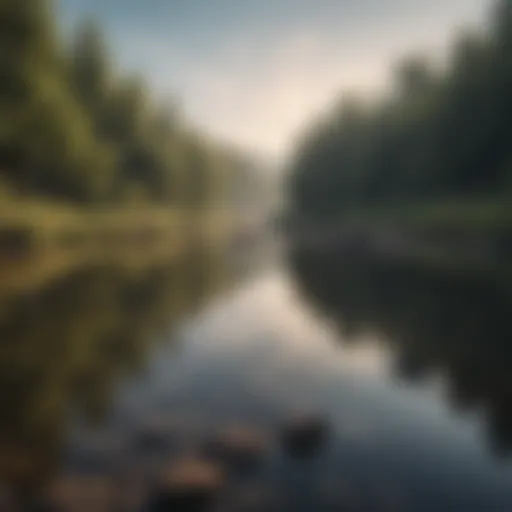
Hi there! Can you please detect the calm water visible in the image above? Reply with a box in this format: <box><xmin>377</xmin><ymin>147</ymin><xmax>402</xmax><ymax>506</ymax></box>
<box><xmin>1</xmin><ymin>242</ymin><xmax>512</xmax><ymax>511</ymax></box>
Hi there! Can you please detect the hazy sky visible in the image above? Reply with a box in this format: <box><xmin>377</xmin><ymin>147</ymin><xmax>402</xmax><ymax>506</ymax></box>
<box><xmin>59</xmin><ymin>0</ymin><xmax>491</xmax><ymax>159</ymax></box>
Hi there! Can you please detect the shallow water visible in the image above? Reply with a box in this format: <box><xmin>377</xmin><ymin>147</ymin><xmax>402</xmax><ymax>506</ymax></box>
<box><xmin>1</xmin><ymin>246</ymin><xmax>512</xmax><ymax>511</ymax></box>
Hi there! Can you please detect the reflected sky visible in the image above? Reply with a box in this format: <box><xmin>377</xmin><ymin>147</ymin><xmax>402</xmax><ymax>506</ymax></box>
<box><xmin>109</xmin><ymin>270</ymin><xmax>512</xmax><ymax>511</ymax></box>
<box><xmin>58</xmin><ymin>0</ymin><xmax>490</xmax><ymax>158</ymax></box>
<box><xmin>1</xmin><ymin>249</ymin><xmax>512</xmax><ymax>509</ymax></box>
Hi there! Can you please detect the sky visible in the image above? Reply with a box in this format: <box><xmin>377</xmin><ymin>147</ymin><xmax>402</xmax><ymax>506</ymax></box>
<box><xmin>59</xmin><ymin>0</ymin><xmax>491</xmax><ymax>161</ymax></box>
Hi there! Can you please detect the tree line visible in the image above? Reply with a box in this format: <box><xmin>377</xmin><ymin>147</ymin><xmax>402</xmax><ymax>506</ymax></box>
<box><xmin>0</xmin><ymin>0</ymin><xmax>246</xmax><ymax>206</ymax></box>
<box><xmin>288</xmin><ymin>0</ymin><xmax>512</xmax><ymax>223</ymax></box>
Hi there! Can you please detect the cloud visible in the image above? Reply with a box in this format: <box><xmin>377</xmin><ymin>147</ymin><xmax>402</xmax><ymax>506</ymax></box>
<box><xmin>61</xmin><ymin>0</ymin><xmax>491</xmax><ymax>159</ymax></box>
<box><xmin>137</xmin><ymin>30</ymin><xmax>387</xmax><ymax>158</ymax></box>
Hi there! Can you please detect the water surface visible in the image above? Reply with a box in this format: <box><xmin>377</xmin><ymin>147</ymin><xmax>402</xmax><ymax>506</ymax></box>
<box><xmin>1</xmin><ymin>245</ymin><xmax>512</xmax><ymax>511</ymax></box>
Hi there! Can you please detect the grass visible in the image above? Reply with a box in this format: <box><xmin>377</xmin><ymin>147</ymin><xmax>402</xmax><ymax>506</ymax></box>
<box><xmin>0</xmin><ymin>197</ymin><xmax>235</xmax><ymax>258</ymax></box>
<box><xmin>373</xmin><ymin>198</ymin><xmax>512</xmax><ymax>235</ymax></box>
<box><xmin>333</xmin><ymin>198</ymin><xmax>511</xmax><ymax>234</ymax></box>
<box><xmin>291</xmin><ymin>197</ymin><xmax>512</xmax><ymax>275</ymax></box>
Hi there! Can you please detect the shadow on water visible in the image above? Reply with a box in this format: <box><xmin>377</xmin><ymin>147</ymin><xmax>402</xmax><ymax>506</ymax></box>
<box><xmin>0</xmin><ymin>246</ymin><xmax>230</xmax><ymax>502</ymax></box>
<box><xmin>289</xmin><ymin>243</ymin><xmax>512</xmax><ymax>458</ymax></box>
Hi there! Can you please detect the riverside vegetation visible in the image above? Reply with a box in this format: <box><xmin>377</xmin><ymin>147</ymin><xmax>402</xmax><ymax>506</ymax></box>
<box><xmin>287</xmin><ymin>0</ymin><xmax>512</xmax><ymax>266</ymax></box>
<box><xmin>0</xmin><ymin>0</ymin><xmax>259</xmax><ymax>257</ymax></box>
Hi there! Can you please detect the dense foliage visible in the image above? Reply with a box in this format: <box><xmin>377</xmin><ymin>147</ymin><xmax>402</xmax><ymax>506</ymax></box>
<box><xmin>0</xmin><ymin>0</ymin><xmax>243</xmax><ymax>206</ymax></box>
<box><xmin>288</xmin><ymin>0</ymin><xmax>512</xmax><ymax>223</ymax></box>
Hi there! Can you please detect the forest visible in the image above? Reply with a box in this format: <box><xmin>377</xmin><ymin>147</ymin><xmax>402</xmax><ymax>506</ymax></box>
<box><xmin>288</xmin><ymin>0</ymin><xmax>512</xmax><ymax>235</ymax></box>
<box><xmin>0</xmin><ymin>0</ymin><xmax>254</xmax><ymax>251</ymax></box>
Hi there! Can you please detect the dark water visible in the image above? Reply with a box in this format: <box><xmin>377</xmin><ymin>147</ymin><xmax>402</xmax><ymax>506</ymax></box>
<box><xmin>1</xmin><ymin>241</ymin><xmax>512</xmax><ymax>510</ymax></box>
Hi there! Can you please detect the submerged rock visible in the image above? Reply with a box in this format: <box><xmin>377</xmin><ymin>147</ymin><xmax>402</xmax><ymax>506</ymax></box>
<box><xmin>200</xmin><ymin>426</ymin><xmax>267</xmax><ymax>474</ymax></box>
<box><xmin>148</xmin><ymin>457</ymin><xmax>226</xmax><ymax>512</ymax></box>
<box><xmin>280</xmin><ymin>414</ymin><xmax>329</xmax><ymax>459</ymax></box>
<box><xmin>43</xmin><ymin>475</ymin><xmax>114</xmax><ymax>512</ymax></box>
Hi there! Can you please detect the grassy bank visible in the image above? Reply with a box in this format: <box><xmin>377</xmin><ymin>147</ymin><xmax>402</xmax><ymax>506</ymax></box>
<box><xmin>290</xmin><ymin>198</ymin><xmax>511</xmax><ymax>241</ymax></box>
<box><xmin>287</xmin><ymin>198</ymin><xmax>512</xmax><ymax>275</ymax></box>
<box><xmin>0</xmin><ymin>199</ymin><xmax>241</xmax><ymax>299</ymax></box>
<box><xmin>340</xmin><ymin>199</ymin><xmax>512</xmax><ymax>235</ymax></box>
<box><xmin>0</xmin><ymin>198</ymin><xmax>235</xmax><ymax>260</ymax></box>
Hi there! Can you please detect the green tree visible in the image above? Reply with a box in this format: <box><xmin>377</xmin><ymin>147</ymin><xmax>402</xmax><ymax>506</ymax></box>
<box><xmin>0</xmin><ymin>0</ymin><xmax>112</xmax><ymax>201</ymax></box>
<box><xmin>288</xmin><ymin>0</ymin><xmax>512</xmax><ymax>226</ymax></box>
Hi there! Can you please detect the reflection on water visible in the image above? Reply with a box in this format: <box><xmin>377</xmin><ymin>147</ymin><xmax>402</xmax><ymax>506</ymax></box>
<box><xmin>0</xmin><ymin>246</ymin><xmax>230</xmax><ymax>499</ymax></box>
<box><xmin>1</xmin><ymin>242</ymin><xmax>512</xmax><ymax>511</ymax></box>
<box><xmin>290</xmin><ymin>246</ymin><xmax>512</xmax><ymax>457</ymax></box>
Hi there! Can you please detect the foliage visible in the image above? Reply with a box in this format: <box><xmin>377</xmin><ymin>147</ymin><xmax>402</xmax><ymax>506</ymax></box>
<box><xmin>0</xmin><ymin>0</ymin><xmax>246</xmax><ymax>207</ymax></box>
<box><xmin>288</xmin><ymin>0</ymin><xmax>512</xmax><ymax>223</ymax></box>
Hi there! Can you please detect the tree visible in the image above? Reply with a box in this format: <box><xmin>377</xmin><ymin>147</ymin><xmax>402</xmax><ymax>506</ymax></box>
<box><xmin>0</xmin><ymin>0</ymin><xmax>112</xmax><ymax>201</ymax></box>
<box><xmin>288</xmin><ymin>0</ymin><xmax>512</xmax><ymax>224</ymax></box>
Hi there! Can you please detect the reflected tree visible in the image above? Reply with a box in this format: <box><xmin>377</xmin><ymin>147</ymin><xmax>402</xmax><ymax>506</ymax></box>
<box><xmin>0</xmin><ymin>245</ymin><xmax>230</xmax><ymax>495</ymax></box>
<box><xmin>290</xmin><ymin>245</ymin><xmax>512</xmax><ymax>457</ymax></box>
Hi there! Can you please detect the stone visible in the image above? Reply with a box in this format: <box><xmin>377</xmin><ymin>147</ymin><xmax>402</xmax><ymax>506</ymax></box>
<box><xmin>280</xmin><ymin>414</ymin><xmax>328</xmax><ymax>459</ymax></box>
<box><xmin>148</xmin><ymin>457</ymin><xmax>226</xmax><ymax>512</ymax></box>
<box><xmin>200</xmin><ymin>426</ymin><xmax>267</xmax><ymax>474</ymax></box>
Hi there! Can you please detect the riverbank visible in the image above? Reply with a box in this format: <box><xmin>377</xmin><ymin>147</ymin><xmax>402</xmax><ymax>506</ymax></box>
<box><xmin>0</xmin><ymin>198</ymin><xmax>238</xmax><ymax>259</ymax></box>
<box><xmin>286</xmin><ymin>199</ymin><xmax>512</xmax><ymax>273</ymax></box>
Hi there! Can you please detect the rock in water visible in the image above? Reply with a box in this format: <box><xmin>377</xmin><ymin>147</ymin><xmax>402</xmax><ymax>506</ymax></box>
<box><xmin>148</xmin><ymin>457</ymin><xmax>225</xmax><ymax>512</ymax></box>
<box><xmin>280</xmin><ymin>414</ymin><xmax>328</xmax><ymax>459</ymax></box>
<box><xmin>200</xmin><ymin>426</ymin><xmax>267</xmax><ymax>474</ymax></box>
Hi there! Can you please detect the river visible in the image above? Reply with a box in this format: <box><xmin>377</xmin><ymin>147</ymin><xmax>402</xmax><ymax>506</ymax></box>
<box><xmin>0</xmin><ymin>241</ymin><xmax>511</xmax><ymax>511</ymax></box>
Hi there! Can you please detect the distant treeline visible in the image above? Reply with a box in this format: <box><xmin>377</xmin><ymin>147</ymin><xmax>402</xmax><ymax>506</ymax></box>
<box><xmin>0</xmin><ymin>0</ymin><xmax>249</xmax><ymax>206</ymax></box>
<box><xmin>288</xmin><ymin>0</ymin><xmax>512</xmax><ymax>223</ymax></box>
